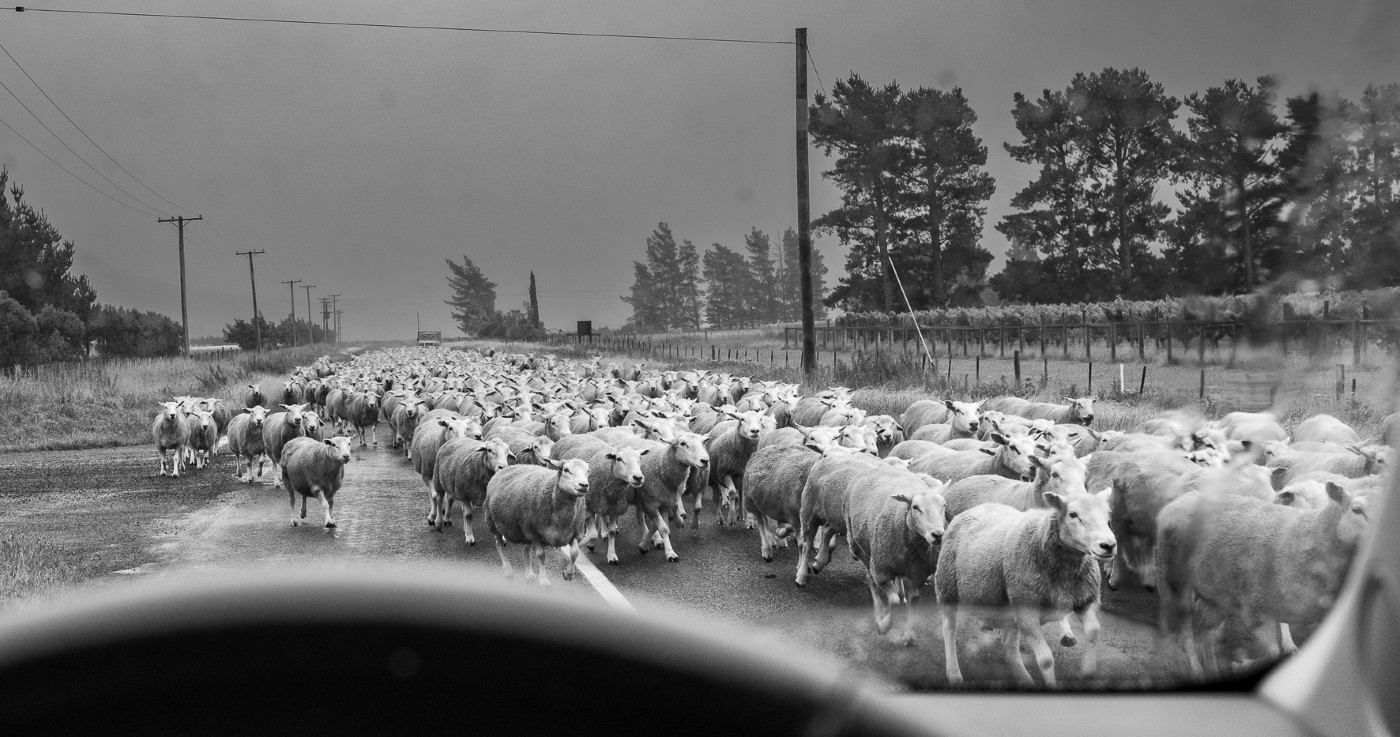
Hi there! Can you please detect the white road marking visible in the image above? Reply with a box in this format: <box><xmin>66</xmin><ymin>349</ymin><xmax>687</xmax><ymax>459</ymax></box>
<box><xmin>573</xmin><ymin>553</ymin><xmax>635</xmax><ymax>612</ymax></box>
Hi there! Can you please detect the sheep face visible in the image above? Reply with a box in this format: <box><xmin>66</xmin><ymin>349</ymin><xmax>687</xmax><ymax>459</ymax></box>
<box><xmin>1045</xmin><ymin>489</ymin><xmax>1116</xmax><ymax>560</ymax></box>
<box><xmin>997</xmin><ymin>435</ymin><xmax>1040</xmax><ymax>480</ymax></box>
<box><xmin>323</xmin><ymin>436</ymin><xmax>353</xmax><ymax>463</ymax></box>
<box><xmin>438</xmin><ymin>417</ymin><xmax>476</xmax><ymax>442</ymax></box>
<box><xmin>945</xmin><ymin>400</ymin><xmax>982</xmax><ymax>435</ymax></box>
<box><xmin>553</xmin><ymin>458</ymin><xmax>591</xmax><ymax>495</ymax></box>
<box><xmin>158</xmin><ymin>401</ymin><xmax>181</xmax><ymax>423</ymax></box>
<box><xmin>546</xmin><ymin>413</ymin><xmax>572</xmax><ymax>436</ymax></box>
<box><xmin>482</xmin><ymin>439</ymin><xmax>513</xmax><ymax>472</ymax></box>
<box><xmin>1040</xmin><ymin>440</ymin><xmax>1078</xmax><ymax>461</ymax></box>
<box><xmin>724</xmin><ymin>410</ymin><xmax>765</xmax><ymax>441</ymax></box>
<box><xmin>606</xmin><ymin>447</ymin><xmax>648</xmax><ymax>488</ymax></box>
<box><xmin>671</xmin><ymin>433</ymin><xmax>710</xmax><ymax>470</ymax></box>
<box><xmin>281</xmin><ymin>403</ymin><xmax>308</xmax><ymax>428</ymax></box>
<box><xmin>977</xmin><ymin>410</ymin><xmax>1005</xmax><ymax>437</ymax></box>
<box><xmin>1033</xmin><ymin>457</ymin><xmax>1088</xmax><ymax>498</ymax></box>
<box><xmin>246</xmin><ymin>406</ymin><xmax>270</xmax><ymax>428</ymax></box>
<box><xmin>530</xmin><ymin>437</ymin><xmax>555</xmax><ymax>464</ymax></box>
<box><xmin>867</xmin><ymin>416</ymin><xmax>900</xmax><ymax>445</ymax></box>
<box><xmin>1066</xmin><ymin>397</ymin><xmax>1095</xmax><ymax>425</ymax></box>
<box><xmin>1328</xmin><ymin>483</ymin><xmax>1371</xmax><ymax>546</ymax></box>
<box><xmin>302</xmin><ymin>412</ymin><xmax>323</xmax><ymax>438</ymax></box>
<box><xmin>1185</xmin><ymin>448</ymin><xmax>1226</xmax><ymax>468</ymax></box>
<box><xmin>893</xmin><ymin>483</ymin><xmax>947</xmax><ymax>545</ymax></box>
<box><xmin>836</xmin><ymin>425</ymin><xmax>869</xmax><ymax>452</ymax></box>
<box><xmin>193</xmin><ymin>411</ymin><xmax>214</xmax><ymax>432</ymax></box>
<box><xmin>801</xmin><ymin>425</ymin><xmax>841</xmax><ymax>451</ymax></box>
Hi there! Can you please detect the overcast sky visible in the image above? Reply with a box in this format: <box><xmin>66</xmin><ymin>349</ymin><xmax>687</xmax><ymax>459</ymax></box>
<box><xmin>0</xmin><ymin>0</ymin><xmax>1396</xmax><ymax>341</ymax></box>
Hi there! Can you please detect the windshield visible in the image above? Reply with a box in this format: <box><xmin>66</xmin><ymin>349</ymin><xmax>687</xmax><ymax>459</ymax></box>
<box><xmin>0</xmin><ymin>1</ymin><xmax>1396</xmax><ymax>694</ymax></box>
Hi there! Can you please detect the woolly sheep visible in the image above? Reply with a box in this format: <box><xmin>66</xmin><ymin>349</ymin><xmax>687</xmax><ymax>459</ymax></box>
<box><xmin>344</xmin><ymin>391</ymin><xmax>381</xmax><ymax>447</ymax></box>
<box><xmin>1265</xmin><ymin>444</ymin><xmax>1389</xmax><ymax>485</ymax></box>
<box><xmin>909</xmin><ymin>422</ymin><xmax>975</xmax><ymax>444</ymax></box>
<box><xmin>184</xmin><ymin>409</ymin><xmax>219</xmax><ymax>470</ymax></box>
<box><xmin>794</xmin><ymin>452</ymin><xmax>897</xmax><ymax>586</ymax></box>
<box><xmin>1155</xmin><ymin>482</ymin><xmax>1372</xmax><ymax>678</ymax></box>
<box><xmin>573</xmin><ymin>441</ymin><xmax>649</xmax><ymax>565</ymax></box>
<box><xmin>1292</xmin><ymin>414</ymin><xmax>1362</xmax><ymax>445</ymax></box>
<box><xmin>227</xmin><ymin>406</ymin><xmax>270</xmax><ymax>483</ymax></box>
<box><xmin>899</xmin><ymin>399</ymin><xmax>981</xmax><ymax>435</ymax></box>
<box><xmin>1021</xmin><ymin>397</ymin><xmax>1096</xmax><ymax>426</ymax></box>
<box><xmin>632</xmin><ymin>433</ymin><xmax>710</xmax><ymax>562</ymax></box>
<box><xmin>942</xmin><ymin>456</ymin><xmax>1088</xmax><ymax>520</ymax></box>
<box><xmin>699</xmin><ymin>410</ymin><xmax>766</xmax><ymax>526</ymax></box>
<box><xmin>935</xmin><ymin>487</ymin><xmax>1115</xmax><ymax>686</ymax></box>
<box><xmin>908</xmin><ymin>433</ymin><xmax>1039</xmax><ymax>485</ymax></box>
<box><xmin>279</xmin><ymin>436</ymin><xmax>354</xmax><ymax>528</ymax></box>
<box><xmin>432</xmin><ymin>437</ymin><xmax>513</xmax><ymax>543</ymax></box>
<box><xmin>843</xmin><ymin>469</ymin><xmax>948</xmax><ymax>644</ymax></box>
<box><xmin>152</xmin><ymin>401</ymin><xmax>190</xmax><ymax>478</ymax></box>
<box><xmin>411</xmin><ymin>415</ymin><xmax>479</xmax><ymax>523</ymax></box>
<box><xmin>240</xmin><ymin>383</ymin><xmax>265</xmax><ymax>409</ymax></box>
<box><xmin>485</xmin><ymin>458</ymin><xmax>591</xmax><ymax>586</ymax></box>
<box><xmin>889</xmin><ymin>439</ymin><xmax>959</xmax><ymax>462</ymax></box>
<box><xmin>860</xmin><ymin>415</ymin><xmax>904</xmax><ymax>458</ymax></box>
<box><xmin>1218</xmin><ymin>411</ymin><xmax>1288</xmax><ymax>444</ymax></box>
<box><xmin>389</xmin><ymin>399</ymin><xmax>426</xmax><ymax>455</ymax></box>
<box><xmin>260</xmin><ymin>403</ymin><xmax>310</xmax><ymax>489</ymax></box>
<box><xmin>743</xmin><ymin>445</ymin><xmax>825</xmax><ymax>562</ymax></box>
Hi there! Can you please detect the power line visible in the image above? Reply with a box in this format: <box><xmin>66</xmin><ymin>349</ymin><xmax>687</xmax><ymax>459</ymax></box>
<box><xmin>6</xmin><ymin>7</ymin><xmax>794</xmax><ymax>45</ymax></box>
<box><xmin>0</xmin><ymin>109</ymin><xmax>159</xmax><ymax>218</ymax></box>
<box><xmin>0</xmin><ymin>67</ymin><xmax>169</xmax><ymax>217</ymax></box>
<box><xmin>0</xmin><ymin>38</ymin><xmax>195</xmax><ymax>214</ymax></box>
<box><xmin>807</xmin><ymin>46</ymin><xmax>828</xmax><ymax>98</ymax></box>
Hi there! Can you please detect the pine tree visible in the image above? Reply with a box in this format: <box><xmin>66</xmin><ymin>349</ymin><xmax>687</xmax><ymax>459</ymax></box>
<box><xmin>623</xmin><ymin>223</ymin><xmax>697</xmax><ymax>331</ymax></box>
<box><xmin>676</xmin><ymin>238</ymin><xmax>702</xmax><ymax>330</ymax></box>
<box><xmin>1346</xmin><ymin>83</ymin><xmax>1400</xmax><ymax>286</ymax></box>
<box><xmin>527</xmin><ymin>271</ymin><xmax>541</xmax><ymax>328</ymax></box>
<box><xmin>775</xmin><ymin>228</ymin><xmax>827</xmax><ymax>321</ymax></box>
<box><xmin>443</xmin><ymin>254</ymin><xmax>498</xmax><ymax>336</ymax></box>
<box><xmin>743</xmin><ymin>228</ymin><xmax>777</xmax><ymax>325</ymax></box>
<box><xmin>702</xmin><ymin>244</ymin><xmax>748</xmax><ymax>328</ymax></box>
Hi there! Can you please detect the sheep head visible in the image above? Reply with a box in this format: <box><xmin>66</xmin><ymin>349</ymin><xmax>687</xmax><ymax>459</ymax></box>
<box><xmin>892</xmin><ymin>476</ymin><xmax>947</xmax><ymax>546</ymax></box>
<box><xmin>323</xmin><ymin>436</ymin><xmax>353</xmax><ymax>463</ymax></box>
<box><xmin>1045</xmin><ymin>488</ymin><xmax>1116</xmax><ymax>561</ymax></box>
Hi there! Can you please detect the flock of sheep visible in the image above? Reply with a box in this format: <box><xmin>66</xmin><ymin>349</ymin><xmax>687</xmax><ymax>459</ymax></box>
<box><xmin>151</xmin><ymin>345</ymin><xmax>1392</xmax><ymax>685</ymax></box>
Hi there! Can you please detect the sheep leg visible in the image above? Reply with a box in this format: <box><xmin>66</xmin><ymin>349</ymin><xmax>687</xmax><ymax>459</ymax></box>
<box><xmin>1017</xmin><ymin>611</ymin><xmax>1056</xmax><ymax>687</ymax></box>
<box><xmin>494</xmin><ymin>534</ymin><xmax>514</xmax><ymax>579</ymax></box>
<box><xmin>754</xmin><ymin>511</ymin><xmax>774</xmax><ymax>562</ymax></box>
<box><xmin>942</xmin><ymin>607</ymin><xmax>963</xmax><ymax>684</ymax></box>
<box><xmin>317</xmin><ymin>490</ymin><xmax>335</xmax><ymax>528</ymax></box>
<box><xmin>1058</xmin><ymin>616</ymin><xmax>1078</xmax><ymax>647</ymax></box>
<box><xmin>866</xmin><ymin>570</ymin><xmax>894</xmax><ymax>635</ymax></box>
<box><xmin>300</xmin><ymin>495</ymin><xmax>308</xmax><ymax>520</ymax></box>
<box><xmin>461</xmin><ymin>501</ymin><xmax>475</xmax><ymax>545</ymax></box>
<box><xmin>563</xmin><ymin>540</ymin><xmax>579</xmax><ymax>582</ymax></box>
<box><xmin>692</xmin><ymin>490</ymin><xmax>705</xmax><ymax>527</ymax></box>
<box><xmin>288</xmin><ymin>487</ymin><xmax>300</xmax><ymax>526</ymax></box>
<box><xmin>897</xmin><ymin>579</ymin><xmax>918</xmax><ymax>646</ymax></box>
<box><xmin>581</xmin><ymin>515</ymin><xmax>598</xmax><ymax>552</ymax></box>
<box><xmin>795</xmin><ymin>521</ymin><xmax>819</xmax><ymax>587</ymax></box>
<box><xmin>649</xmin><ymin>512</ymin><xmax>680</xmax><ymax>562</ymax></box>
<box><xmin>270</xmin><ymin>462</ymin><xmax>282</xmax><ymax>488</ymax></box>
<box><xmin>158</xmin><ymin>450</ymin><xmax>168</xmax><ymax>477</ymax></box>
<box><xmin>371</xmin><ymin>421</ymin><xmax>379</xmax><ymax>447</ymax></box>
<box><xmin>1278</xmin><ymin>623</ymin><xmax>1297</xmax><ymax>656</ymax></box>
<box><xmin>256</xmin><ymin>455</ymin><xmax>266</xmax><ymax>478</ymax></box>
<box><xmin>533</xmin><ymin>545</ymin><xmax>550</xmax><ymax>587</ymax></box>
<box><xmin>812</xmin><ymin>525</ymin><xmax>838</xmax><ymax>574</ymax></box>
<box><xmin>1076</xmin><ymin>603</ymin><xmax>1101</xmax><ymax>677</ymax></box>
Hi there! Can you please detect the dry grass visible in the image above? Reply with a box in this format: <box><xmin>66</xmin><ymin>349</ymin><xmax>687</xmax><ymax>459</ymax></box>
<box><xmin>0</xmin><ymin>533</ymin><xmax>98</xmax><ymax>607</ymax></box>
<box><xmin>0</xmin><ymin>346</ymin><xmax>344</xmax><ymax>453</ymax></box>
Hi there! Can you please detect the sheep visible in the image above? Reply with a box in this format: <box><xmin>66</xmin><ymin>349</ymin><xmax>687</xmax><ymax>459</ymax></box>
<box><xmin>794</xmin><ymin>451</ymin><xmax>891</xmax><ymax>586</ymax></box>
<box><xmin>1155</xmin><ymin>482</ymin><xmax>1373</xmax><ymax>678</ymax></box>
<box><xmin>817</xmin><ymin>404</ymin><xmax>867</xmax><ymax>427</ymax></box>
<box><xmin>743</xmin><ymin>444</ymin><xmax>825</xmax><ymax>562</ymax></box>
<box><xmin>1021</xmin><ymin>397</ymin><xmax>1095</xmax><ymax>426</ymax></box>
<box><xmin>698</xmin><ymin>410</ymin><xmax>765</xmax><ymax>527</ymax></box>
<box><xmin>485</xmin><ymin>458</ymin><xmax>592</xmax><ymax>586</ymax></box>
<box><xmin>942</xmin><ymin>456</ymin><xmax>1089</xmax><ymax>520</ymax></box>
<box><xmin>569</xmin><ymin>404</ymin><xmax>612</xmax><ymax>434</ymax></box>
<box><xmin>345</xmin><ymin>391</ymin><xmax>381</xmax><ymax>447</ymax></box>
<box><xmin>205</xmin><ymin>398</ymin><xmax>233</xmax><ymax>439</ymax></box>
<box><xmin>260</xmin><ymin>403</ymin><xmax>310</xmax><ymax>489</ymax></box>
<box><xmin>152</xmin><ymin>401</ymin><xmax>190</xmax><ymax>477</ymax></box>
<box><xmin>227</xmin><ymin>406</ymin><xmax>271</xmax><ymax>483</ymax></box>
<box><xmin>183</xmin><ymin>409</ymin><xmax>219</xmax><ymax>470</ymax></box>
<box><xmin>240</xmin><ymin>383</ymin><xmax>265</xmax><ymax>409</ymax></box>
<box><xmin>1218</xmin><ymin>411</ymin><xmax>1288</xmax><ymax>444</ymax></box>
<box><xmin>899</xmin><ymin>399</ymin><xmax>981</xmax><ymax>435</ymax></box>
<box><xmin>791</xmin><ymin>394</ymin><xmax>842</xmax><ymax>426</ymax></box>
<box><xmin>909</xmin><ymin>421</ymin><xmax>975</xmax><ymax>444</ymax></box>
<box><xmin>860</xmin><ymin>415</ymin><xmax>904</xmax><ymax>458</ymax></box>
<box><xmin>389</xmin><ymin>399</ymin><xmax>426</xmax><ymax>455</ymax></box>
<box><xmin>908</xmin><ymin>433</ymin><xmax>1039</xmax><ymax>485</ymax></box>
<box><xmin>843</xmin><ymin>469</ymin><xmax>949</xmax><ymax>644</ymax></box>
<box><xmin>432</xmin><ymin>437</ymin><xmax>513</xmax><ymax>543</ymax></box>
<box><xmin>411</xmin><ymin>415</ymin><xmax>479</xmax><ymax>524</ymax></box>
<box><xmin>935</xmin><ymin>486</ymin><xmax>1116</xmax><ymax>686</ymax></box>
<box><xmin>1292</xmin><ymin>414</ymin><xmax>1361</xmax><ymax>445</ymax></box>
<box><xmin>1382</xmin><ymin>411</ymin><xmax>1400</xmax><ymax>446</ymax></box>
<box><xmin>889</xmin><ymin>439</ymin><xmax>959</xmax><ymax>462</ymax></box>
<box><xmin>1264</xmin><ymin>444</ymin><xmax>1389</xmax><ymax>485</ymax></box>
<box><xmin>279</xmin><ymin>436</ymin><xmax>354</xmax><ymax>528</ymax></box>
<box><xmin>631</xmin><ymin>432</ymin><xmax>710</xmax><ymax>562</ymax></box>
<box><xmin>572</xmin><ymin>441</ymin><xmax>649</xmax><ymax>565</ymax></box>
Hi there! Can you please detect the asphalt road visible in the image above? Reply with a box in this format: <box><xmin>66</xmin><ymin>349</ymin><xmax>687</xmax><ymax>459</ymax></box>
<box><xmin>0</xmin><ymin>427</ymin><xmax>1199</xmax><ymax>690</ymax></box>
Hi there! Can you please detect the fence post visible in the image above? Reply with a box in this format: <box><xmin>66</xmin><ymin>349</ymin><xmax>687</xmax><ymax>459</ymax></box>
<box><xmin>1166</xmin><ymin>317</ymin><xmax>1174</xmax><ymax>363</ymax></box>
<box><xmin>1109</xmin><ymin>321</ymin><xmax>1117</xmax><ymax>362</ymax></box>
<box><xmin>1083</xmin><ymin>310</ymin><xmax>1091</xmax><ymax>361</ymax></box>
<box><xmin>1038</xmin><ymin>319</ymin><xmax>1046</xmax><ymax>357</ymax></box>
<box><xmin>1199</xmin><ymin>368</ymin><xmax>1205</xmax><ymax>400</ymax></box>
<box><xmin>1137</xmin><ymin>320</ymin><xmax>1146</xmax><ymax>363</ymax></box>
<box><xmin>1043</xmin><ymin>356</ymin><xmax>1049</xmax><ymax>385</ymax></box>
<box><xmin>1013</xmin><ymin>350</ymin><xmax>1021</xmax><ymax>384</ymax></box>
<box><xmin>975</xmin><ymin>355</ymin><xmax>981</xmax><ymax>385</ymax></box>
<box><xmin>1198</xmin><ymin>322</ymin><xmax>1206</xmax><ymax>366</ymax></box>
<box><xmin>1063</xmin><ymin>324</ymin><xmax>1069</xmax><ymax>359</ymax></box>
<box><xmin>1138</xmin><ymin>365</ymin><xmax>1147</xmax><ymax>395</ymax></box>
<box><xmin>1353</xmin><ymin>319</ymin><xmax>1362</xmax><ymax>367</ymax></box>
<box><xmin>1087</xmin><ymin>361</ymin><xmax>1093</xmax><ymax>394</ymax></box>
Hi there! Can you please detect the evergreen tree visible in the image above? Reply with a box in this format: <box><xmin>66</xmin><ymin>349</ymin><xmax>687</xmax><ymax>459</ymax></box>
<box><xmin>0</xmin><ymin>169</ymin><xmax>97</xmax><ymax>354</ymax></box>
<box><xmin>676</xmin><ymin>238</ymin><xmax>703</xmax><ymax>330</ymax></box>
<box><xmin>702</xmin><ymin>244</ymin><xmax>748</xmax><ymax>328</ymax></box>
<box><xmin>622</xmin><ymin>223</ymin><xmax>698</xmax><ymax>331</ymax></box>
<box><xmin>443</xmin><ymin>254</ymin><xmax>498</xmax><ymax>336</ymax></box>
<box><xmin>620</xmin><ymin>261</ymin><xmax>664</xmax><ymax>332</ymax></box>
<box><xmin>1174</xmin><ymin>76</ymin><xmax>1289</xmax><ymax>292</ymax></box>
<box><xmin>1346</xmin><ymin>83</ymin><xmax>1400</xmax><ymax>287</ymax></box>
<box><xmin>1276</xmin><ymin>92</ymin><xmax>1356</xmax><ymax>283</ymax></box>
<box><xmin>774</xmin><ymin>228</ymin><xmax>827</xmax><ymax>320</ymax></box>
<box><xmin>527</xmin><ymin>271</ymin><xmax>541</xmax><ymax>328</ymax></box>
<box><xmin>222</xmin><ymin>315</ymin><xmax>279</xmax><ymax>351</ymax></box>
<box><xmin>743</xmin><ymin>228</ymin><xmax>777</xmax><ymax>324</ymax></box>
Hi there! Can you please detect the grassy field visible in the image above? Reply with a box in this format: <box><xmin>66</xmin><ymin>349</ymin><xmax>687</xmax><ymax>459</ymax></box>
<box><xmin>0</xmin><ymin>345</ymin><xmax>348</xmax><ymax>453</ymax></box>
<box><xmin>0</xmin><ymin>533</ymin><xmax>101</xmax><ymax>607</ymax></box>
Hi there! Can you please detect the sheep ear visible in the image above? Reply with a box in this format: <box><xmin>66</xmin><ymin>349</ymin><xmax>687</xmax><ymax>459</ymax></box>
<box><xmin>1029</xmin><ymin>455</ymin><xmax>1048</xmax><ymax>469</ymax></box>
<box><xmin>943</xmin><ymin>400</ymin><xmax>957</xmax><ymax>412</ymax></box>
<box><xmin>1042</xmin><ymin>491</ymin><xmax>1068</xmax><ymax>513</ymax></box>
<box><xmin>890</xmin><ymin>493</ymin><xmax>913</xmax><ymax>505</ymax></box>
<box><xmin>1325</xmin><ymin>481</ymin><xmax>1348</xmax><ymax>505</ymax></box>
<box><xmin>1276</xmin><ymin>489</ymin><xmax>1296</xmax><ymax>505</ymax></box>
<box><xmin>438</xmin><ymin>419</ymin><xmax>450</xmax><ymax>427</ymax></box>
<box><xmin>638</xmin><ymin>448</ymin><xmax>650</xmax><ymax>456</ymax></box>
<box><xmin>979</xmin><ymin>447</ymin><xmax>997</xmax><ymax>456</ymax></box>
<box><xmin>323</xmin><ymin>438</ymin><xmax>336</xmax><ymax>446</ymax></box>
<box><xmin>506</xmin><ymin>452</ymin><xmax>517</xmax><ymax>462</ymax></box>
<box><xmin>605</xmin><ymin>452</ymin><xmax>618</xmax><ymax>461</ymax></box>
<box><xmin>1270</xmin><ymin>467</ymin><xmax>1287</xmax><ymax>490</ymax></box>
<box><xmin>990</xmin><ymin>432</ymin><xmax>1008</xmax><ymax>445</ymax></box>
<box><xmin>544</xmin><ymin>457</ymin><xmax>564</xmax><ymax>470</ymax></box>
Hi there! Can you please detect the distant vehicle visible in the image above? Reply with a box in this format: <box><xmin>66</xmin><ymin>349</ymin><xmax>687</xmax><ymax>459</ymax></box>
<box><xmin>416</xmin><ymin>331</ymin><xmax>441</xmax><ymax>347</ymax></box>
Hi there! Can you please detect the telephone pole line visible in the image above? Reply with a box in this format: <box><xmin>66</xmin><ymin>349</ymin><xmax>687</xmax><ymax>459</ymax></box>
<box><xmin>319</xmin><ymin>297</ymin><xmax>331</xmax><ymax>335</ymax></box>
<box><xmin>281</xmin><ymin>279</ymin><xmax>301</xmax><ymax>346</ymax></box>
<box><xmin>327</xmin><ymin>294</ymin><xmax>340</xmax><ymax>344</ymax></box>
<box><xmin>157</xmin><ymin>215</ymin><xmax>202</xmax><ymax>356</ymax></box>
<box><xmin>795</xmin><ymin>27</ymin><xmax>815</xmax><ymax>378</ymax></box>
<box><xmin>301</xmin><ymin>285</ymin><xmax>316</xmax><ymax>345</ymax></box>
<box><xmin>236</xmin><ymin>250</ymin><xmax>267</xmax><ymax>352</ymax></box>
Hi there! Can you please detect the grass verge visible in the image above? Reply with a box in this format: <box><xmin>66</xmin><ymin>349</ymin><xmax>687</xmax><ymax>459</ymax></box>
<box><xmin>0</xmin><ymin>533</ymin><xmax>99</xmax><ymax>607</ymax></box>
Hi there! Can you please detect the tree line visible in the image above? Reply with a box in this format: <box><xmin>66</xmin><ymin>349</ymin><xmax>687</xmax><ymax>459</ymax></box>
<box><xmin>622</xmin><ymin>223</ymin><xmax>829</xmax><ymax>331</ymax></box>
<box><xmin>0</xmin><ymin>169</ymin><xmax>186</xmax><ymax>364</ymax></box>
<box><xmin>443</xmin><ymin>258</ymin><xmax>545</xmax><ymax>340</ymax></box>
<box><xmin>796</xmin><ymin>70</ymin><xmax>1399</xmax><ymax>316</ymax></box>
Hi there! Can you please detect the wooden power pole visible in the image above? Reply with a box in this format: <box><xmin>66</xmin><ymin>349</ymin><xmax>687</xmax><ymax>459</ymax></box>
<box><xmin>301</xmin><ymin>284</ymin><xmax>316</xmax><ymax>345</ymax></box>
<box><xmin>281</xmin><ymin>279</ymin><xmax>301</xmax><ymax>346</ymax></box>
<box><xmin>796</xmin><ymin>28</ymin><xmax>816</xmax><ymax>379</ymax></box>
<box><xmin>236</xmin><ymin>250</ymin><xmax>266</xmax><ymax>352</ymax></box>
<box><xmin>157</xmin><ymin>215</ymin><xmax>202</xmax><ymax>356</ymax></box>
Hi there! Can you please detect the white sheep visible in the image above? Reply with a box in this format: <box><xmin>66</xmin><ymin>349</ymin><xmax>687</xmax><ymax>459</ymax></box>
<box><xmin>1218</xmin><ymin>411</ymin><xmax>1288</xmax><ymax>444</ymax></box>
<box><xmin>260</xmin><ymin>403</ymin><xmax>310</xmax><ymax>489</ymax></box>
<box><xmin>698</xmin><ymin>410</ymin><xmax>766</xmax><ymax>526</ymax></box>
<box><xmin>411</xmin><ymin>415</ymin><xmax>480</xmax><ymax>525</ymax></box>
<box><xmin>432</xmin><ymin>437</ymin><xmax>513</xmax><ymax>543</ymax></box>
<box><xmin>389</xmin><ymin>399</ymin><xmax>426</xmax><ymax>456</ymax></box>
<box><xmin>889</xmin><ymin>439</ymin><xmax>959</xmax><ymax>462</ymax></box>
<box><xmin>794</xmin><ymin>452</ymin><xmax>897</xmax><ymax>586</ymax></box>
<box><xmin>843</xmin><ymin>468</ymin><xmax>948</xmax><ymax>644</ymax></box>
<box><xmin>344</xmin><ymin>391</ymin><xmax>381</xmax><ymax>447</ymax></box>
<box><xmin>572</xmin><ymin>441</ymin><xmax>649</xmax><ymax>565</ymax></box>
<box><xmin>860</xmin><ymin>415</ymin><xmax>905</xmax><ymax>457</ymax></box>
<box><xmin>908</xmin><ymin>433</ymin><xmax>1039</xmax><ymax>485</ymax></box>
<box><xmin>743</xmin><ymin>444</ymin><xmax>825</xmax><ymax>562</ymax></box>
<box><xmin>279</xmin><ymin>436</ymin><xmax>354</xmax><ymax>528</ymax></box>
<box><xmin>942</xmin><ymin>456</ymin><xmax>1088</xmax><ymax>520</ymax></box>
<box><xmin>935</xmin><ymin>486</ymin><xmax>1116</xmax><ymax>686</ymax></box>
<box><xmin>227</xmin><ymin>406</ymin><xmax>270</xmax><ymax>483</ymax></box>
<box><xmin>898</xmin><ymin>399</ymin><xmax>982</xmax><ymax>435</ymax></box>
<box><xmin>183</xmin><ymin>409</ymin><xmax>219</xmax><ymax>470</ymax></box>
<box><xmin>485</xmin><ymin>458</ymin><xmax>592</xmax><ymax>586</ymax></box>
<box><xmin>1155</xmin><ymin>481</ymin><xmax>1373</xmax><ymax>678</ymax></box>
<box><xmin>632</xmin><ymin>433</ymin><xmax>710</xmax><ymax>562</ymax></box>
<box><xmin>1265</xmin><ymin>444</ymin><xmax>1389</xmax><ymax>485</ymax></box>
<box><xmin>152</xmin><ymin>401</ymin><xmax>190</xmax><ymax>477</ymax></box>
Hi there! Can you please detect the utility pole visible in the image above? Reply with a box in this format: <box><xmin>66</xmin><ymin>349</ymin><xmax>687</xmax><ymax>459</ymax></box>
<box><xmin>281</xmin><ymin>279</ymin><xmax>301</xmax><ymax>347</ymax></box>
<box><xmin>236</xmin><ymin>250</ymin><xmax>266</xmax><ymax>352</ymax></box>
<box><xmin>301</xmin><ymin>285</ymin><xmax>316</xmax><ymax>345</ymax></box>
<box><xmin>157</xmin><ymin>215</ymin><xmax>202</xmax><ymax>356</ymax></box>
<box><xmin>327</xmin><ymin>294</ymin><xmax>340</xmax><ymax>344</ymax></box>
<box><xmin>796</xmin><ymin>27</ymin><xmax>815</xmax><ymax>379</ymax></box>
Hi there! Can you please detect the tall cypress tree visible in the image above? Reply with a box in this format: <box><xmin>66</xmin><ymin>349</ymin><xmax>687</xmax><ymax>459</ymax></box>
<box><xmin>527</xmin><ymin>271</ymin><xmax>541</xmax><ymax>328</ymax></box>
